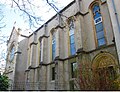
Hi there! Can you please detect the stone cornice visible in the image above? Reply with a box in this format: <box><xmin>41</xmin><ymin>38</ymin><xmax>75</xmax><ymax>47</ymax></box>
<box><xmin>20</xmin><ymin>34</ymin><xmax>29</xmax><ymax>38</ymax></box>
<box><xmin>39</xmin><ymin>35</ymin><xmax>49</xmax><ymax>40</ymax></box>
<box><xmin>14</xmin><ymin>51</ymin><xmax>22</xmax><ymax>54</ymax></box>
<box><xmin>77</xmin><ymin>44</ymin><xmax>115</xmax><ymax>54</ymax></box>
<box><xmin>30</xmin><ymin>42</ymin><xmax>38</xmax><ymax>47</ymax></box>
<box><xmin>54</xmin><ymin>25</ymin><xmax>66</xmax><ymax>29</ymax></box>
<box><xmin>74</xmin><ymin>11</ymin><xmax>89</xmax><ymax>17</ymax></box>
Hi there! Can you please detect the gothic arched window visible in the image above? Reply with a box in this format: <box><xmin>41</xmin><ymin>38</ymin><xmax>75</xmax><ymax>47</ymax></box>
<box><xmin>69</xmin><ymin>20</ymin><xmax>76</xmax><ymax>55</ymax></box>
<box><xmin>92</xmin><ymin>4</ymin><xmax>106</xmax><ymax>46</ymax></box>
<box><xmin>10</xmin><ymin>46</ymin><xmax>15</xmax><ymax>62</ymax></box>
<box><xmin>52</xmin><ymin>32</ymin><xmax>56</xmax><ymax>60</ymax></box>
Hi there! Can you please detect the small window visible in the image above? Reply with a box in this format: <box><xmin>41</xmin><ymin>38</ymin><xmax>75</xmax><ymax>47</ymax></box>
<box><xmin>52</xmin><ymin>67</ymin><xmax>55</xmax><ymax>80</ymax></box>
<box><xmin>108</xmin><ymin>66</ymin><xmax>116</xmax><ymax>80</ymax></box>
<box><xmin>71</xmin><ymin>62</ymin><xmax>77</xmax><ymax>78</ymax></box>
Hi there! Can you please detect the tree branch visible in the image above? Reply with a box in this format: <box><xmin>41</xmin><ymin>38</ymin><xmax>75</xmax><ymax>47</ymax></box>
<box><xmin>12</xmin><ymin>0</ymin><xmax>44</xmax><ymax>29</ymax></box>
<box><xmin>46</xmin><ymin>0</ymin><xmax>68</xmax><ymax>19</ymax></box>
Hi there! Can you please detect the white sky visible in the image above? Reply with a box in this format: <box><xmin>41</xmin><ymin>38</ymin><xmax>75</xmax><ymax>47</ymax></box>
<box><xmin>0</xmin><ymin>0</ymin><xmax>73</xmax><ymax>71</ymax></box>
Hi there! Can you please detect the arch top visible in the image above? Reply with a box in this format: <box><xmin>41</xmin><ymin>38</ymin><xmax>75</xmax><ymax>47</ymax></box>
<box><xmin>92</xmin><ymin>51</ymin><xmax>118</xmax><ymax>70</ymax></box>
<box><xmin>89</xmin><ymin>0</ymin><xmax>102</xmax><ymax>10</ymax></box>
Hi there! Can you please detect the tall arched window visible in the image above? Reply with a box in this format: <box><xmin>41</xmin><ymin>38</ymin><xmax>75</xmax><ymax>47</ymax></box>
<box><xmin>10</xmin><ymin>46</ymin><xmax>15</xmax><ymax>62</ymax></box>
<box><xmin>92</xmin><ymin>4</ymin><xmax>106</xmax><ymax>46</ymax></box>
<box><xmin>52</xmin><ymin>32</ymin><xmax>56</xmax><ymax>60</ymax></box>
<box><xmin>69</xmin><ymin>20</ymin><xmax>76</xmax><ymax>55</ymax></box>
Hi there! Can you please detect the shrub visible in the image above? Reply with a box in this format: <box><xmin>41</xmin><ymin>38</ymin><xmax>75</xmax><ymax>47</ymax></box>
<box><xmin>0</xmin><ymin>74</ymin><xmax>9</xmax><ymax>91</ymax></box>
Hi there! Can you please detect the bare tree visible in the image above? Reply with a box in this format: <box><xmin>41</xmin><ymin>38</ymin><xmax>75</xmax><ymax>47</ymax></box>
<box><xmin>0</xmin><ymin>0</ymin><xmax>62</xmax><ymax>61</ymax></box>
<box><xmin>0</xmin><ymin>6</ymin><xmax>6</xmax><ymax>31</ymax></box>
<box><xmin>0</xmin><ymin>4</ymin><xmax>8</xmax><ymax>57</ymax></box>
<box><xmin>7</xmin><ymin>0</ymin><xmax>70</xmax><ymax>30</ymax></box>
<box><xmin>0</xmin><ymin>4</ymin><xmax>8</xmax><ymax>74</ymax></box>
<box><xmin>0</xmin><ymin>4</ymin><xmax>8</xmax><ymax>43</ymax></box>
<box><xmin>9</xmin><ymin>0</ymin><xmax>58</xmax><ymax>29</ymax></box>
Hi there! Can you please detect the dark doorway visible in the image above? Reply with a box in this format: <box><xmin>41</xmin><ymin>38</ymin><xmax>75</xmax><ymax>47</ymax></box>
<box><xmin>97</xmin><ymin>66</ymin><xmax>116</xmax><ymax>90</ymax></box>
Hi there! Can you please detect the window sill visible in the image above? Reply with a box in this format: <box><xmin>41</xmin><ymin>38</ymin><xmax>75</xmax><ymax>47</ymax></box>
<box><xmin>51</xmin><ymin>80</ymin><xmax>55</xmax><ymax>82</ymax></box>
<box><xmin>96</xmin><ymin>44</ymin><xmax>107</xmax><ymax>49</ymax></box>
<box><xmin>68</xmin><ymin>54</ymin><xmax>77</xmax><ymax>59</ymax></box>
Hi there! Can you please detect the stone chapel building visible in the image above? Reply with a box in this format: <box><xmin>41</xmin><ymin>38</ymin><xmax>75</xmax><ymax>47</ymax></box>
<box><xmin>4</xmin><ymin>0</ymin><xmax>120</xmax><ymax>90</ymax></box>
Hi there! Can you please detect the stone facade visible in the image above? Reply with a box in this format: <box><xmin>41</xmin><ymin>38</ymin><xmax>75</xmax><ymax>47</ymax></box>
<box><xmin>5</xmin><ymin>0</ymin><xmax>120</xmax><ymax>90</ymax></box>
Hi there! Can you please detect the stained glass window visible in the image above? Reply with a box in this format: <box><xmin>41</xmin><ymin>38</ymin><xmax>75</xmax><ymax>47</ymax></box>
<box><xmin>93</xmin><ymin>4</ymin><xmax>106</xmax><ymax>46</ymax></box>
<box><xmin>52</xmin><ymin>33</ymin><xmax>56</xmax><ymax>60</ymax></box>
